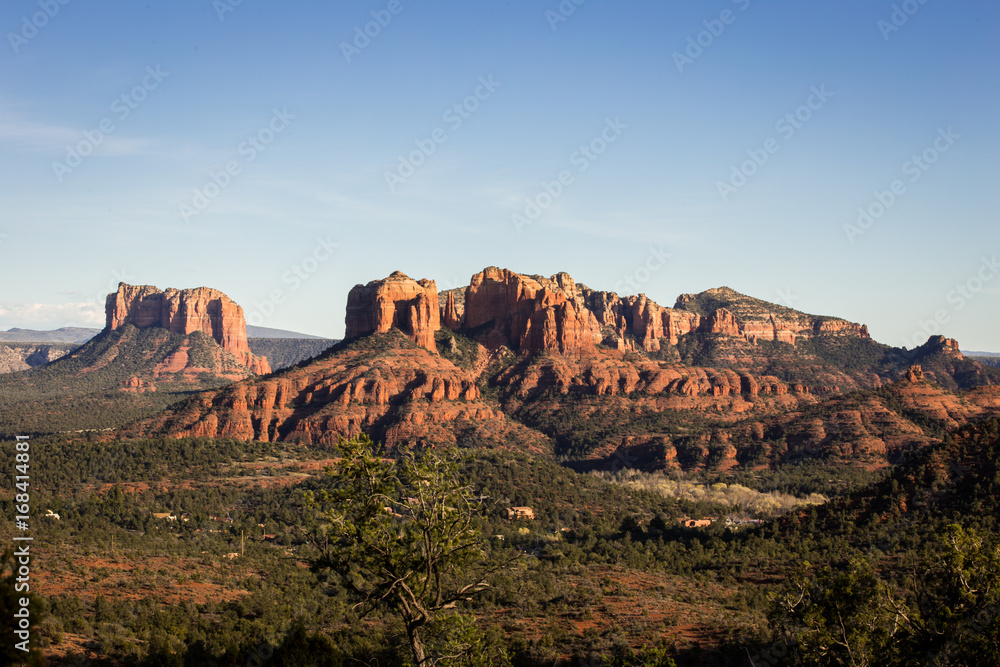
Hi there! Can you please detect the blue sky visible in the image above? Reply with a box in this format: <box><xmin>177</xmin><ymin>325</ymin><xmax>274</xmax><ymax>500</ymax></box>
<box><xmin>1</xmin><ymin>0</ymin><xmax>998</xmax><ymax>351</ymax></box>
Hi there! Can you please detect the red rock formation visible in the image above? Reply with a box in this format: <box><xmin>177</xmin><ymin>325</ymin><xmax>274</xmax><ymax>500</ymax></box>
<box><xmin>130</xmin><ymin>267</ymin><xmax>1000</xmax><ymax>472</ymax></box>
<box><xmin>629</xmin><ymin>296</ymin><xmax>674</xmax><ymax>350</ymax></box>
<box><xmin>673</xmin><ymin>287</ymin><xmax>870</xmax><ymax>347</ymax></box>
<box><xmin>493</xmin><ymin>351</ymin><xmax>795</xmax><ymax>409</ymax></box>
<box><xmin>741</xmin><ymin>315</ymin><xmax>797</xmax><ymax>344</ymax></box>
<box><xmin>463</xmin><ymin>267</ymin><xmax>603</xmax><ymax>354</ymax></box>
<box><xmin>814</xmin><ymin>319</ymin><xmax>871</xmax><ymax>338</ymax></box>
<box><xmin>700</xmin><ymin>308</ymin><xmax>741</xmax><ymax>336</ymax></box>
<box><xmin>607</xmin><ymin>436</ymin><xmax>679</xmax><ymax>471</ymax></box>
<box><xmin>764</xmin><ymin>367</ymin><xmax>995</xmax><ymax>463</ymax></box>
<box><xmin>139</xmin><ymin>337</ymin><xmax>550</xmax><ymax>454</ymax></box>
<box><xmin>345</xmin><ymin>271</ymin><xmax>440</xmax><ymax>352</ymax></box>
<box><xmin>105</xmin><ymin>283</ymin><xmax>269</xmax><ymax>374</ymax></box>
<box><xmin>363</xmin><ymin>269</ymin><xmax>873</xmax><ymax>357</ymax></box>
<box><xmin>582</xmin><ymin>290</ymin><xmax>626</xmax><ymax>330</ymax></box>
<box><xmin>933</xmin><ymin>336</ymin><xmax>963</xmax><ymax>356</ymax></box>
<box><xmin>122</xmin><ymin>376</ymin><xmax>155</xmax><ymax>393</ymax></box>
<box><xmin>442</xmin><ymin>290</ymin><xmax>463</xmax><ymax>330</ymax></box>
<box><xmin>576</xmin><ymin>289</ymin><xmax>699</xmax><ymax>351</ymax></box>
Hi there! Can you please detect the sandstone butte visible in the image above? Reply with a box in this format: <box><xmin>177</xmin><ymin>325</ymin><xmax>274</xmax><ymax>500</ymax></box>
<box><xmin>345</xmin><ymin>267</ymin><xmax>872</xmax><ymax>356</ymax></box>
<box><xmin>106</xmin><ymin>282</ymin><xmax>270</xmax><ymax>374</ymax></box>
<box><xmin>345</xmin><ymin>271</ymin><xmax>440</xmax><ymax>352</ymax></box>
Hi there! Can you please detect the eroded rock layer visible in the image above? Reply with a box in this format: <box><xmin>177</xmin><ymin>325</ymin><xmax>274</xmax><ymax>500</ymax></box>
<box><xmin>139</xmin><ymin>332</ymin><xmax>550</xmax><ymax>454</ymax></box>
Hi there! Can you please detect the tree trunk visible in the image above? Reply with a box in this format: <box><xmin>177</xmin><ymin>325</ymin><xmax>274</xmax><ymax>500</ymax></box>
<box><xmin>407</xmin><ymin>622</ymin><xmax>427</xmax><ymax>666</ymax></box>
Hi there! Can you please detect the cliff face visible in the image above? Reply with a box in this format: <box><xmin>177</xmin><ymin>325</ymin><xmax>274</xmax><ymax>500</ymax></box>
<box><xmin>345</xmin><ymin>271</ymin><xmax>440</xmax><ymax>352</ymax></box>
<box><xmin>442</xmin><ymin>290</ymin><xmax>463</xmax><ymax>330</ymax></box>
<box><xmin>673</xmin><ymin>287</ymin><xmax>871</xmax><ymax>346</ymax></box>
<box><xmin>105</xmin><ymin>283</ymin><xmax>270</xmax><ymax>374</ymax></box>
<box><xmin>578</xmin><ymin>290</ymin><xmax>700</xmax><ymax>351</ymax></box>
<box><xmin>463</xmin><ymin>267</ymin><xmax>604</xmax><ymax>354</ymax></box>
<box><xmin>339</xmin><ymin>268</ymin><xmax>994</xmax><ymax>400</ymax></box>
<box><xmin>443</xmin><ymin>271</ymin><xmax>872</xmax><ymax>355</ymax></box>
<box><xmin>494</xmin><ymin>352</ymin><xmax>797</xmax><ymax>404</ymax></box>
<box><xmin>343</xmin><ymin>268</ymin><xmax>873</xmax><ymax>358</ymax></box>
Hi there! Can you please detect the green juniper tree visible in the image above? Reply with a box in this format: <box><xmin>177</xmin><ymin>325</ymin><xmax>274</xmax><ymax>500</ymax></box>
<box><xmin>773</xmin><ymin>524</ymin><xmax>1000</xmax><ymax>667</ymax></box>
<box><xmin>305</xmin><ymin>435</ymin><xmax>515</xmax><ymax>666</ymax></box>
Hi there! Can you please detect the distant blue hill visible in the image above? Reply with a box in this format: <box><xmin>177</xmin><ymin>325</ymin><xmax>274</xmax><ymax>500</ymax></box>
<box><xmin>246</xmin><ymin>325</ymin><xmax>329</xmax><ymax>339</ymax></box>
<box><xmin>0</xmin><ymin>327</ymin><xmax>100</xmax><ymax>344</ymax></box>
<box><xmin>0</xmin><ymin>325</ymin><xmax>329</xmax><ymax>343</ymax></box>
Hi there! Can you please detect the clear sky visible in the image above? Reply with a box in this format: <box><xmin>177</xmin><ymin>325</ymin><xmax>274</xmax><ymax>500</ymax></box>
<box><xmin>1</xmin><ymin>1</ymin><xmax>997</xmax><ymax>351</ymax></box>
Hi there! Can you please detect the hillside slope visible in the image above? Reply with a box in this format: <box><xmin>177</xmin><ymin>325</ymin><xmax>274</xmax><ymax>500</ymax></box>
<box><xmin>0</xmin><ymin>326</ymin><xmax>265</xmax><ymax>436</ymax></box>
<box><xmin>135</xmin><ymin>330</ymin><xmax>552</xmax><ymax>455</ymax></box>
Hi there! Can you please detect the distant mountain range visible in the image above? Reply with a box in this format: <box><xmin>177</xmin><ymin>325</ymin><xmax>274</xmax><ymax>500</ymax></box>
<box><xmin>0</xmin><ymin>324</ymin><xmax>326</xmax><ymax>343</ymax></box>
<box><xmin>964</xmin><ymin>350</ymin><xmax>1000</xmax><ymax>370</ymax></box>
<box><xmin>4</xmin><ymin>271</ymin><xmax>998</xmax><ymax>477</ymax></box>
<box><xmin>0</xmin><ymin>327</ymin><xmax>100</xmax><ymax>344</ymax></box>
<box><xmin>0</xmin><ymin>342</ymin><xmax>78</xmax><ymax>373</ymax></box>
<box><xmin>0</xmin><ymin>323</ymin><xmax>335</xmax><ymax>377</ymax></box>
<box><xmin>120</xmin><ymin>267</ymin><xmax>1000</xmax><ymax>476</ymax></box>
<box><xmin>246</xmin><ymin>325</ymin><xmax>328</xmax><ymax>339</ymax></box>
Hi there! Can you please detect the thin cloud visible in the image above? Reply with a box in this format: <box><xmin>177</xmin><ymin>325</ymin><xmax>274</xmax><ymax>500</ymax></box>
<box><xmin>0</xmin><ymin>119</ymin><xmax>79</xmax><ymax>147</ymax></box>
<box><xmin>0</xmin><ymin>117</ymin><xmax>158</xmax><ymax>156</ymax></box>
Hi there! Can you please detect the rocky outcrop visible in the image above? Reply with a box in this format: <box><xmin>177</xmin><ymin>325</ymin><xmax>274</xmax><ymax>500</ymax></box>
<box><xmin>128</xmin><ymin>267</ymin><xmax>1000</xmax><ymax>474</ymax></box>
<box><xmin>770</xmin><ymin>373</ymin><xmax>982</xmax><ymax>463</ymax></box>
<box><xmin>700</xmin><ymin>308</ymin><xmax>741</xmax><ymax>337</ymax></box>
<box><xmin>493</xmin><ymin>352</ymin><xmax>799</xmax><ymax>407</ymax></box>
<box><xmin>105</xmin><ymin>283</ymin><xmax>269</xmax><ymax>374</ymax></box>
<box><xmin>921</xmin><ymin>335</ymin><xmax>963</xmax><ymax>358</ymax></box>
<box><xmin>633</xmin><ymin>299</ymin><xmax>701</xmax><ymax>349</ymax></box>
<box><xmin>122</xmin><ymin>375</ymin><xmax>155</xmax><ymax>393</ymax></box>
<box><xmin>814</xmin><ymin>320</ymin><xmax>871</xmax><ymax>338</ymax></box>
<box><xmin>576</xmin><ymin>290</ymin><xmax>699</xmax><ymax>352</ymax></box>
<box><xmin>900</xmin><ymin>335</ymin><xmax>990</xmax><ymax>391</ymax></box>
<box><xmin>441</xmin><ymin>290</ymin><xmax>464</xmax><ymax>330</ymax></box>
<box><xmin>346</xmin><ymin>269</ymin><xmax>865</xmax><ymax>356</ymax></box>
<box><xmin>674</xmin><ymin>287</ymin><xmax>870</xmax><ymax>346</ymax></box>
<box><xmin>607</xmin><ymin>436</ymin><xmax>680</xmax><ymax>471</ymax></box>
<box><xmin>345</xmin><ymin>271</ymin><xmax>440</xmax><ymax>352</ymax></box>
<box><xmin>463</xmin><ymin>267</ymin><xmax>603</xmax><ymax>354</ymax></box>
<box><xmin>0</xmin><ymin>344</ymin><xmax>74</xmax><ymax>374</ymax></box>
